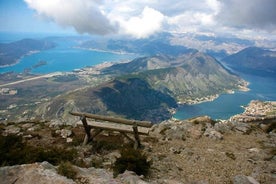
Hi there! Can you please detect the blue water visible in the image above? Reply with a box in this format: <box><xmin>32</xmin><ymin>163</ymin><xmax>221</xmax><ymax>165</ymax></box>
<box><xmin>0</xmin><ymin>36</ymin><xmax>135</xmax><ymax>74</ymax></box>
<box><xmin>1</xmin><ymin>33</ymin><xmax>275</xmax><ymax>120</ymax></box>
<box><xmin>174</xmin><ymin>74</ymin><xmax>276</xmax><ymax>120</ymax></box>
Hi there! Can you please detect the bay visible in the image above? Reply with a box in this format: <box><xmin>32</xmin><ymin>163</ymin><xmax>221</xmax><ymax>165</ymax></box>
<box><xmin>1</xmin><ymin>33</ymin><xmax>275</xmax><ymax>120</ymax></box>
<box><xmin>0</xmin><ymin>33</ymin><xmax>136</xmax><ymax>74</ymax></box>
<box><xmin>173</xmin><ymin>74</ymin><xmax>276</xmax><ymax>120</ymax></box>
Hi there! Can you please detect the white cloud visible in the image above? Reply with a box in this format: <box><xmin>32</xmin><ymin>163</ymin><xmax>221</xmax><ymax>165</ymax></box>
<box><xmin>115</xmin><ymin>6</ymin><xmax>165</xmax><ymax>38</ymax></box>
<box><xmin>24</xmin><ymin>0</ymin><xmax>276</xmax><ymax>40</ymax></box>
<box><xmin>216</xmin><ymin>0</ymin><xmax>276</xmax><ymax>31</ymax></box>
<box><xmin>24</xmin><ymin>0</ymin><xmax>117</xmax><ymax>35</ymax></box>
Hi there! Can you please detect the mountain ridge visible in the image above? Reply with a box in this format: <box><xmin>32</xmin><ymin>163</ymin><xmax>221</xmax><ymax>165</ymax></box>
<box><xmin>0</xmin><ymin>38</ymin><xmax>56</xmax><ymax>67</ymax></box>
<box><xmin>39</xmin><ymin>52</ymin><xmax>247</xmax><ymax>123</ymax></box>
<box><xmin>222</xmin><ymin>47</ymin><xmax>276</xmax><ymax>76</ymax></box>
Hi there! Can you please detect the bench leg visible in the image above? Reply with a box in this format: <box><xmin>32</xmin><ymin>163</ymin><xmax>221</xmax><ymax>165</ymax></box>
<box><xmin>83</xmin><ymin>134</ymin><xmax>89</xmax><ymax>145</ymax></box>
<box><xmin>81</xmin><ymin>116</ymin><xmax>91</xmax><ymax>145</ymax></box>
<box><xmin>133</xmin><ymin>124</ymin><xmax>141</xmax><ymax>149</ymax></box>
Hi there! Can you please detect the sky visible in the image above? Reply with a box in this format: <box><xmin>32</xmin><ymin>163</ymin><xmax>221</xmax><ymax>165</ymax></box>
<box><xmin>0</xmin><ymin>0</ymin><xmax>276</xmax><ymax>41</ymax></box>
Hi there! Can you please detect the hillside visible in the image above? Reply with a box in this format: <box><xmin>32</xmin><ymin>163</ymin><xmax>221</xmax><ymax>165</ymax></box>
<box><xmin>37</xmin><ymin>52</ymin><xmax>247</xmax><ymax>123</ymax></box>
<box><xmin>106</xmin><ymin>52</ymin><xmax>247</xmax><ymax>102</ymax></box>
<box><xmin>222</xmin><ymin>47</ymin><xmax>276</xmax><ymax>76</ymax></box>
<box><xmin>41</xmin><ymin>78</ymin><xmax>177</xmax><ymax>123</ymax></box>
<box><xmin>0</xmin><ymin>39</ymin><xmax>56</xmax><ymax>67</ymax></box>
<box><xmin>1</xmin><ymin>101</ymin><xmax>275</xmax><ymax>183</ymax></box>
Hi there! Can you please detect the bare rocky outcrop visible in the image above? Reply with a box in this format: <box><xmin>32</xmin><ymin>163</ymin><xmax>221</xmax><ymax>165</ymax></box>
<box><xmin>1</xmin><ymin>101</ymin><xmax>275</xmax><ymax>183</ymax></box>
<box><xmin>0</xmin><ymin>162</ymin><xmax>150</xmax><ymax>184</ymax></box>
<box><xmin>0</xmin><ymin>162</ymin><xmax>75</xmax><ymax>184</ymax></box>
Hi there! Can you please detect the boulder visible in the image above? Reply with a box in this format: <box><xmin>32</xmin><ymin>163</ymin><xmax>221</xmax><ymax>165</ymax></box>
<box><xmin>0</xmin><ymin>162</ymin><xmax>75</xmax><ymax>184</ymax></box>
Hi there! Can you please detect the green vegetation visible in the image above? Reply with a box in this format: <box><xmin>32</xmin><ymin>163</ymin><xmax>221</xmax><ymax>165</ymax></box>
<box><xmin>53</xmin><ymin>74</ymin><xmax>79</xmax><ymax>82</ymax></box>
<box><xmin>0</xmin><ymin>134</ymin><xmax>77</xmax><ymax>166</ymax></box>
<box><xmin>113</xmin><ymin>147</ymin><xmax>151</xmax><ymax>177</ymax></box>
<box><xmin>57</xmin><ymin>161</ymin><xmax>77</xmax><ymax>180</ymax></box>
<box><xmin>225</xmin><ymin>152</ymin><xmax>236</xmax><ymax>160</ymax></box>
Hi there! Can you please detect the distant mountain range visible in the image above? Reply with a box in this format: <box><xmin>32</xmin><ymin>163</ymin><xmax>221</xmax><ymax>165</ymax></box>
<box><xmin>222</xmin><ymin>47</ymin><xmax>276</xmax><ymax>77</ymax></box>
<box><xmin>0</xmin><ymin>39</ymin><xmax>55</xmax><ymax>67</ymax></box>
<box><xmin>79</xmin><ymin>33</ymin><xmax>196</xmax><ymax>56</ymax></box>
<box><xmin>41</xmin><ymin>52</ymin><xmax>246</xmax><ymax>122</ymax></box>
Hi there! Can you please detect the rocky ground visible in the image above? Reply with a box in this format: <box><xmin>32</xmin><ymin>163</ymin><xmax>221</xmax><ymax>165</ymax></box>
<box><xmin>0</xmin><ymin>101</ymin><xmax>275</xmax><ymax>184</ymax></box>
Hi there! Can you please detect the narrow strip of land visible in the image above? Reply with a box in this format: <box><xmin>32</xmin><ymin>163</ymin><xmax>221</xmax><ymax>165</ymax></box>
<box><xmin>0</xmin><ymin>72</ymin><xmax>62</xmax><ymax>87</ymax></box>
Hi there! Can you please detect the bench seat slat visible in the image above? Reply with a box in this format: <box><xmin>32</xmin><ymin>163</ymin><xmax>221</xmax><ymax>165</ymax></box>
<box><xmin>71</xmin><ymin>111</ymin><xmax>152</xmax><ymax>128</ymax></box>
<box><xmin>77</xmin><ymin>120</ymin><xmax>150</xmax><ymax>135</ymax></box>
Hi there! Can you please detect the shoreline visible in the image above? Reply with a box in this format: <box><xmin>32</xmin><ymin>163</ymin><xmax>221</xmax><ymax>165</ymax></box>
<box><xmin>73</xmin><ymin>46</ymin><xmax>135</xmax><ymax>55</ymax></box>
<box><xmin>0</xmin><ymin>50</ymin><xmax>40</xmax><ymax>69</ymax></box>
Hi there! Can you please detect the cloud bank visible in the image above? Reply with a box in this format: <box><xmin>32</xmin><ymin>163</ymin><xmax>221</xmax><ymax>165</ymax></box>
<box><xmin>24</xmin><ymin>0</ymin><xmax>276</xmax><ymax>39</ymax></box>
<box><xmin>24</xmin><ymin>0</ymin><xmax>116</xmax><ymax>35</ymax></box>
<box><xmin>216</xmin><ymin>0</ymin><xmax>276</xmax><ymax>31</ymax></box>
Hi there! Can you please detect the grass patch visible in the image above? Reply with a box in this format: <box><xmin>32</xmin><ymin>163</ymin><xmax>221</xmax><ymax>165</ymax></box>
<box><xmin>113</xmin><ymin>147</ymin><xmax>151</xmax><ymax>177</ymax></box>
<box><xmin>57</xmin><ymin>161</ymin><xmax>77</xmax><ymax>180</ymax></box>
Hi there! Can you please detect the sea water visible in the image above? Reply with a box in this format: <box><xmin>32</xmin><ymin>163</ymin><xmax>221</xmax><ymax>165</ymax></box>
<box><xmin>173</xmin><ymin>74</ymin><xmax>276</xmax><ymax>120</ymax></box>
<box><xmin>1</xmin><ymin>33</ymin><xmax>275</xmax><ymax>120</ymax></box>
<box><xmin>0</xmin><ymin>35</ymin><xmax>136</xmax><ymax>74</ymax></box>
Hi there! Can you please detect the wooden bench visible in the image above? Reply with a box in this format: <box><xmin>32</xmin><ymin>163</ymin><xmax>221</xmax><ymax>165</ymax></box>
<box><xmin>70</xmin><ymin>112</ymin><xmax>153</xmax><ymax>148</ymax></box>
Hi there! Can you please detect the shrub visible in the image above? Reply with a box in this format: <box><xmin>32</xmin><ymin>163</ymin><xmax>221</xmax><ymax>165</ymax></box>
<box><xmin>0</xmin><ymin>134</ymin><xmax>77</xmax><ymax>166</ymax></box>
<box><xmin>57</xmin><ymin>161</ymin><xmax>77</xmax><ymax>179</ymax></box>
<box><xmin>113</xmin><ymin>147</ymin><xmax>151</xmax><ymax>177</ymax></box>
<box><xmin>0</xmin><ymin>134</ymin><xmax>26</xmax><ymax>166</ymax></box>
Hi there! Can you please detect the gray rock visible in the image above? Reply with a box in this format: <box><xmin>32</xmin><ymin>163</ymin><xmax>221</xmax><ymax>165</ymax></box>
<box><xmin>60</xmin><ymin>129</ymin><xmax>72</xmax><ymax>138</ymax></box>
<box><xmin>48</xmin><ymin>119</ymin><xmax>64</xmax><ymax>128</ymax></box>
<box><xmin>117</xmin><ymin>170</ymin><xmax>148</xmax><ymax>184</ymax></box>
<box><xmin>165</xmin><ymin>127</ymin><xmax>186</xmax><ymax>140</ymax></box>
<box><xmin>214</xmin><ymin>121</ymin><xmax>232</xmax><ymax>133</ymax></box>
<box><xmin>233</xmin><ymin>175</ymin><xmax>259</xmax><ymax>184</ymax></box>
<box><xmin>0</xmin><ymin>162</ymin><xmax>75</xmax><ymax>184</ymax></box>
<box><xmin>204</xmin><ymin>128</ymin><xmax>223</xmax><ymax>140</ymax></box>
<box><xmin>233</xmin><ymin>122</ymin><xmax>252</xmax><ymax>134</ymax></box>
<box><xmin>4</xmin><ymin>125</ymin><xmax>21</xmax><ymax>135</ymax></box>
<box><xmin>152</xmin><ymin>121</ymin><xmax>189</xmax><ymax>141</ymax></box>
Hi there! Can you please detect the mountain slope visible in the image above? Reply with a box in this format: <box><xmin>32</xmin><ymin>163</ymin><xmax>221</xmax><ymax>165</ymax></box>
<box><xmin>39</xmin><ymin>52</ymin><xmax>246</xmax><ymax>123</ymax></box>
<box><xmin>0</xmin><ymin>39</ymin><xmax>56</xmax><ymax>66</ymax></box>
<box><xmin>111</xmin><ymin>52</ymin><xmax>246</xmax><ymax>102</ymax></box>
<box><xmin>222</xmin><ymin>47</ymin><xmax>276</xmax><ymax>76</ymax></box>
<box><xmin>41</xmin><ymin>78</ymin><xmax>177</xmax><ymax>123</ymax></box>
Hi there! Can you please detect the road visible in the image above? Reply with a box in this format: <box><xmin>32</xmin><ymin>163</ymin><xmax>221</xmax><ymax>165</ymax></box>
<box><xmin>0</xmin><ymin>72</ymin><xmax>62</xmax><ymax>88</ymax></box>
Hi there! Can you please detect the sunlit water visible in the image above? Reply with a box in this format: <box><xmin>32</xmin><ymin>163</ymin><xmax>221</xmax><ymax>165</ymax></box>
<box><xmin>174</xmin><ymin>74</ymin><xmax>276</xmax><ymax>120</ymax></box>
<box><xmin>0</xmin><ymin>35</ymin><xmax>136</xmax><ymax>74</ymax></box>
<box><xmin>1</xmin><ymin>33</ymin><xmax>275</xmax><ymax>120</ymax></box>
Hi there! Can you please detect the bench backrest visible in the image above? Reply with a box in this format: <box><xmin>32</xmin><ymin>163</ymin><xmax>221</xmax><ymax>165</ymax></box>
<box><xmin>70</xmin><ymin>111</ymin><xmax>153</xmax><ymax>128</ymax></box>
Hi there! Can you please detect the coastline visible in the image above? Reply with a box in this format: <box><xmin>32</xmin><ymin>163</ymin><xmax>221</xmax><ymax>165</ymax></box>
<box><xmin>0</xmin><ymin>50</ymin><xmax>40</xmax><ymax>69</ymax></box>
<box><xmin>172</xmin><ymin>80</ymin><xmax>251</xmax><ymax>120</ymax></box>
<box><xmin>74</xmin><ymin>46</ymin><xmax>135</xmax><ymax>55</ymax></box>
